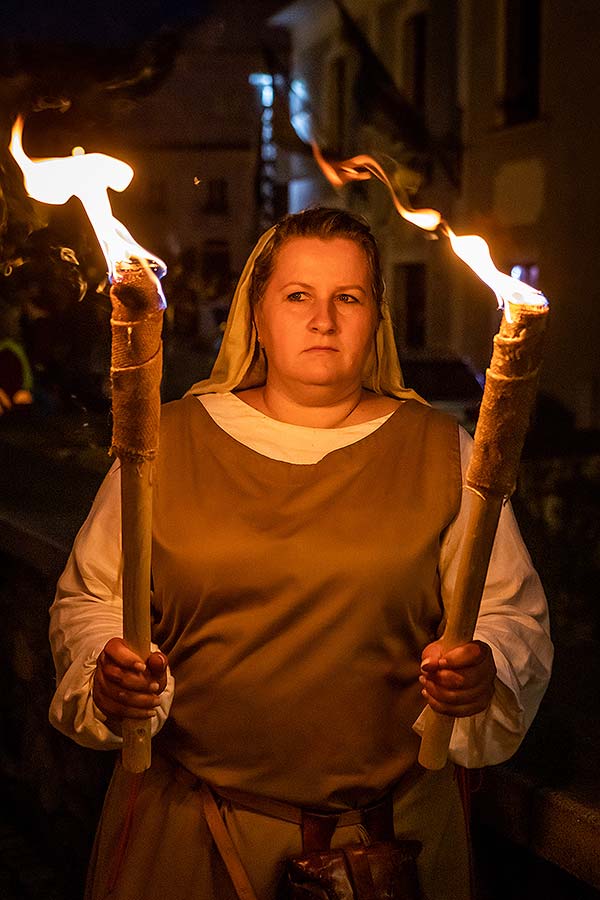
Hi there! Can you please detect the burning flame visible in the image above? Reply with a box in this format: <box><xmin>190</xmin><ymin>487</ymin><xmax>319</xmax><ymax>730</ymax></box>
<box><xmin>312</xmin><ymin>144</ymin><xmax>441</xmax><ymax>231</ymax></box>
<box><xmin>443</xmin><ymin>227</ymin><xmax>546</xmax><ymax>319</ymax></box>
<box><xmin>9</xmin><ymin>116</ymin><xmax>167</xmax><ymax>285</ymax></box>
<box><xmin>312</xmin><ymin>146</ymin><xmax>548</xmax><ymax>320</ymax></box>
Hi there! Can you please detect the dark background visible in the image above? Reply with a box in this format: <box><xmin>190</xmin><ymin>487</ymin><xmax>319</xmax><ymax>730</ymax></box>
<box><xmin>0</xmin><ymin>2</ymin><xmax>599</xmax><ymax>898</ymax></box>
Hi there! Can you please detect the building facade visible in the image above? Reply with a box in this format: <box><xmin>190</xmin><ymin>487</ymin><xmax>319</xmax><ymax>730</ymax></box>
<box><xmin>104</xmin><ymin>5</ymin><xmax>289</xmax><ymax>314</ymax></box>
<box><xmin>270</xmin><ymin>0</ymin><xmax>600</xmax><ymax>429</ymax></box>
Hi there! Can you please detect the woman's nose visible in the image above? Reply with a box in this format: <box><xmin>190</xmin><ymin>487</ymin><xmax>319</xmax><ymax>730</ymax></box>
<box><xmin>309</xmin><ymin>299</ymin><xmax>336</xmax><ymax>333</ymax></box>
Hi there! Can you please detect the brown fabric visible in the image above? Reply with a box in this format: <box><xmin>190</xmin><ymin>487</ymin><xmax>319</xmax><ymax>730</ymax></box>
<box><xmin>110</xmin><ymin>264</ymin><xmax>164</xmax><ymax>463</ymax></box>
<box><xmin>85</xmin><ymin>396</ymin><xmax>471</xmax><ymax>900</ymax></box>
<box><xmin>86</xmin><ymin>757</ymin><xmax>470</xmax><ymax>900</ymax></box>
<box><xmin>150</xmin><ymin>395</ymin><xmax>461</xmax><ymax>807</ymax></box>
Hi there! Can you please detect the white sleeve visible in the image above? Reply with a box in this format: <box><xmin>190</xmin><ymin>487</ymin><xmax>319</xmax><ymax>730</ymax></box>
<box><xmin>48</xmin><ymin>460</ymin><xmax>175</xmax><ymax>750</ymax></box>
<box><xmin>414</xmin><ymin>427</ymin><xmax>553</xmax><ymax>768</ymax></box>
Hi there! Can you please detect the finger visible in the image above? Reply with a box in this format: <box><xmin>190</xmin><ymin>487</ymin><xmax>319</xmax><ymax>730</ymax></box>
<box><xmin>97</xmin><ymin>695</ymin><xmax>159</xmax><ymax>720</ymax></box>
<box><xmin>420</xmin><ymin>641</ymin><xmax>444</xmax><ymax>673</ymax></box>
<box><xmin>102</xmin><ymin>667</ymin><xmax>161</xmax><ymax>692</ymax></box>
<box><xmin>421</xmin><ymin>688</ymin><xmax>491</xmax><ymax>718</ymax></box>
<box><xmin>420</xmin><ymin>657</ymin><xmax>440</xmax><ymax>674</ymax></box>
<box><xmin>112</xmin><ymin>687</ymin><xmax>163</xmax><ymax>711</ymax></box>
<box><xmin>148</xmin><ymin>650</ymin><xmax>167</xmax><ymax>669</ymax></box>
<box><xmin>147</xmin><ymin>651</ymin><xmax>168</xmax><ymax>678</ymax></box>
<box><xmin>95</xmin><ymin>660</ymin><xmax>162</xmax><ymax>700</ymax></box>
<box><xmin>422</xmin><ymin>680</ymin><xmax>490</xmax><ymax>707</ymax></box>
<box><xmin>94</xmin><ymin>674</ymin><xmax>162</xmax><ymax>717</ymax></box>
<box><xmin>438</xmin><ymin>641</ymin><xmax>490</xmax><ymax>670</ymax></box>
<box><xmin>420</xmin><ymin>667</ymin><xmax>485</xmax><ymax>692</ymax></box>
<box><xmin>103</xmin><ymin>639</ymin><xmax>147</xmax><ymax>672</ymax></box>
<box><xmin>98</xmin><ymin>653</ymin><xmax>149</xmax><ymax>689</ymax></box>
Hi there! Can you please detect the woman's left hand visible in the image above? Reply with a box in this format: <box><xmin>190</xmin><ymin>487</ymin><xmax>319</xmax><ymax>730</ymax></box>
<box><xmin>419</xmin><ymin>640</ymin><xmax>497</xmax><ymax>717</ymax></box>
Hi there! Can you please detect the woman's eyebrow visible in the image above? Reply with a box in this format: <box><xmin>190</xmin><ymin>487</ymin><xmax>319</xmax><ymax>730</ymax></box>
<box><xmin>335</xmin><ymin>284</ymin><xmax>367</xmax><ymax>294</ymax></box>
<box><xmin>279</xmin><ymin>282</ymin><xmax>367</xmax><ymax>293</ymax></box>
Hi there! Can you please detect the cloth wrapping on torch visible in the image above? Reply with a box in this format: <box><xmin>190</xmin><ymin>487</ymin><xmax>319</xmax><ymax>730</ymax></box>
<box><xmin>418</xmin><ymin>300</ymin><xmax>549</xmax><ymax>770</ymax></box>
<box><xmin>108</xmin><ymin>260</ymin><xmax>165</xmax><ymax>772</ymax></box>
<box><xmin>467</xmin><ymin>304</ymin><xmax>548</xmax><ymax>498</ymax></box>
<box><xmin>110</xmin><ymin>263</ymin><xmax>165</xmax><ymax>463</ymax></box>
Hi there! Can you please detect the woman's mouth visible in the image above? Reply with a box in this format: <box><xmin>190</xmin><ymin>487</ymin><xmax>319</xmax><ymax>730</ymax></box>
<box><xmin>305</xmin><ymin>346</ymin><xmax>339</xmax><ymax>352</ymax></box>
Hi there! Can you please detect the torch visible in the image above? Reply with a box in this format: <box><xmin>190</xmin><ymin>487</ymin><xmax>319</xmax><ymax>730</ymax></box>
<box><xmin>9</xmin><ymin>116</ymin><xmax>167</xmax><ymax>773</ymax></box>
<box><xmin>417</xmin><ymin>228</ymin><xmax>548</xmax><ymax>768</ymax></box>
<box><xmin>312</xmin><ymin>148</ymin><xmax>549</xmax><ymax>769</ymax></box>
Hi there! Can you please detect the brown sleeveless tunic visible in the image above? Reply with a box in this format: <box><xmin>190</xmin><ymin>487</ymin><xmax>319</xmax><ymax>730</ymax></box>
<box><xmin>87</xmin><ymin>395</ymin><xmax>470</xmax><ymax>900</ymax></box>
<box><xmin>151</xmin><ymin>395</ymin><xmax>460</xmax><ymax>806</ymax></box>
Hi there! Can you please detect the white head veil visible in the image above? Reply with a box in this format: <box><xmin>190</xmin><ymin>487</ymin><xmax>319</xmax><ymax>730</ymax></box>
<box><xmin>186</xmin><ymin>224</ymin><xmax>426</xmax><ymax>404</ymax></box>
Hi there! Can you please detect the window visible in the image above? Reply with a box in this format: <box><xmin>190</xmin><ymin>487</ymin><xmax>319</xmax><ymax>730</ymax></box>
<box><xmin>290</xmin><ymin>78</ymin><xmax>313</xmax><ymax>143</ymax></box>
<box><xmin>378</xmin><ymin>1</ymin><xmax>400</xmax><ymax>75</ymax></box>
<box><xmin>403</xmin><ymin>12</ymin><xmax>428</xmax><ymax>111</ymax></box>
<box><xmin>203</xmin><ymin>179</ymin><xmax>228</xmax><ymax>215</ymax></box>
<box><xmin>143</xmin><ymin>178</ymin><xmax>167</xmax><ymax>215</ymax></box>
<box><xmin>330</xmin><ymin>56</ymin><xmax>348</xmax><ymax>155</ymax></box>
<box><xmin>501</xmin><ymin>0</ymin><xmax>541</xmax><ymax>125</ymax></box>
<box><xmin>249</xmin><ymin>72</ymin><xmax>278</xmax><ymax>230</ymax></box>
<box><xmin>510</xmin><ymin>262</ymin><xmax>540</xmax><ymax>289</ymax></box>
<box><xmin>201</xmin><ymin>240</ymin><xmax>231</xmax><ymax>296</ymax></box>
<box><xmin>395</xmin><ymin>262</ymin><xmax>426</xmax><ymax>349</ymax></box>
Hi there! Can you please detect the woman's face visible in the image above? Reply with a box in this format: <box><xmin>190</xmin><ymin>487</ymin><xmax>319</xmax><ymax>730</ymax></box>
<box><xmin>254</xmin><ymin>237</ymin><xmax>379</xmax><ymax>397</ymax></box>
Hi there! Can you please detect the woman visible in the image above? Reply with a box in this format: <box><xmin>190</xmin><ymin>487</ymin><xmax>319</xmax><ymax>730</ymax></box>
<box><xmin>49</xmin><ymin>207</ymin><xmax>552</xmax><ymax>900</ymax></box>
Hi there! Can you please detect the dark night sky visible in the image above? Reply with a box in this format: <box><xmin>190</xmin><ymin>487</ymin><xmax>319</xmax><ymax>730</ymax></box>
<box><xmin>2</xmin><ymin>1</ymin><xmax>211</xmax><ymax>44</ymax></box>
<box><xmin>0</xmin><ymin>0</ymin><xmax>289</xmax><ymax>151</ymax></box>
<box><xmin>2</xmin><ymin>0</ymin><xmax>286</xmax><ymax>44</ymax></box>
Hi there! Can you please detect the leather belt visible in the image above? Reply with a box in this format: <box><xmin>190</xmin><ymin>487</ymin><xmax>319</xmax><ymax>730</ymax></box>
<box><xmin>170</xmin><ymin>755</ymin><xmax>400</xmax><ymax>851</ymax></box>
<box><xmin>198</xmin><ymin>781</ymin><xmax>395</xmax><ymax>853</ymax></box>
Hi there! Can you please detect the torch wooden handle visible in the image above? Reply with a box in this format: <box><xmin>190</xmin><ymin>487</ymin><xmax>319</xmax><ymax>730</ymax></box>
<box><xmin>418</xmin><ymin>492</ymin><xmax>504</xmax><ymax>770</ymax></box>
<box><xmin>419</xmin><ymin>304</ymin><xmax>549</xmax><ymax>770</ymax></box>
<box><xmin>110</xmin><ymin>263</ymin><xmax>165</xmax><ymax>774</ymax></box>
<box><xmin>120</xmin><ymin>459</ymin><xmax>154</xmax><ymax>773</ymax></box>
<box><xmin>417</xmin><ymin>709</ymin><xmax>455</xmax><ymax>770</ymax></box>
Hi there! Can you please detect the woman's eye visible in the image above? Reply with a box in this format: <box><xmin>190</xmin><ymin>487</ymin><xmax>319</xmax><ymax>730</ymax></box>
<box><xmin>287</xmin><ymin>291</ymin><xmax>306</xmax><ymax>301</ymax></box>
<box><xmin>337</xmin><ymin>293</ymin><xmax>359</xmax><ymax>304</ymax></box>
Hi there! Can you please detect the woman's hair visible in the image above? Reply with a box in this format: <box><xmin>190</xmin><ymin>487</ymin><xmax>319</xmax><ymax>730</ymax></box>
<box><xmin>249</xmin><ymin>207</ymin><xmax>384</xmax><ymax>313</ymax></box>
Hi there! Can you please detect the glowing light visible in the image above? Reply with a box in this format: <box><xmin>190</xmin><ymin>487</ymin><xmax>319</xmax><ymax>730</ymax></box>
<box><xmin>312</xmin><ymin>145</ymin><xmax>441</xmax><ymax>231</ymax></box>
<box><xmin>445</xmin><ymin>227</ymin><xmax>547</xmax><ymax>320</ymax></box>
<box><xmin>9</xmin><ymin>116</ymin><xmax>166</xmax><ymax>284</ymax></box>
<box><xmin>290</xmin><ymin>78</ymin><xmax>314</xmax><ymax>143</ymax></box>
<box><xmin>312</xmin><ymin>145</ymin><xmax>548</xmax><ymax>317</ymax></box>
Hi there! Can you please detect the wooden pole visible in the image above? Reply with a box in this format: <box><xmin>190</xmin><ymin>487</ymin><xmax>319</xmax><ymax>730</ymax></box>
<box><xmin>417</xmin><ymin>492</ymin><xmax>503</xmax><ymax>769</ymax></box>
<box><xmin>110</xmin><ymin>260</ymin><xmax>165</xmax><ymax>773</ymax></box>
<box><xmin>119</xmin><ymin>459</ymin><xmax>154</xmax><ymax>770</ymax></box>
<box><xmin>418</xmin><ymin>302</ymin><xmax>549</xmax><ymax>770</ymax></box>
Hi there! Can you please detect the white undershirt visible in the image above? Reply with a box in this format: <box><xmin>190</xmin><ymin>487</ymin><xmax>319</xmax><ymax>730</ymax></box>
<box><xmin>198</xmin><ymin>391</ymin><xmax>396</xmax><ymax>463</ymax></box>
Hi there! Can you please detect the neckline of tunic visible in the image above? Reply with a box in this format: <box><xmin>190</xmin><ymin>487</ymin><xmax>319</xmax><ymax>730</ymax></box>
<box><xmin>177</xmin><ymin>393</ymin><xmax>425</xmax><ymax>486</ymax></box>
<box><xmin>198</xmin><ymin>391</ymin><xmax>397</xmax><ymax>464</ymax></box>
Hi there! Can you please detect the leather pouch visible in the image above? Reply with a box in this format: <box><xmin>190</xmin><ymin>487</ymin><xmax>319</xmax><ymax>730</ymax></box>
<box><xmin>281</xmin><ymin>838</ymin><xmax>422</xmax><ymax>900</ymax></box>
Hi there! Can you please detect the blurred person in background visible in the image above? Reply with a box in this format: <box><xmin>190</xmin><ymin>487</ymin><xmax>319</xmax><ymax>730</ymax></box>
<box><xmin>0</xmin><ymin>298</ymin><xmax>33</xmax><ymax>414</ymax></box>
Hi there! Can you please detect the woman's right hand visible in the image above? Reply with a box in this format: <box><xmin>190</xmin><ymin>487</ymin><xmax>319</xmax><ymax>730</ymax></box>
<box><xmin>93</xmin><ymin>637</ymin><xmax>168</xmax><ymax>723</ymax></box>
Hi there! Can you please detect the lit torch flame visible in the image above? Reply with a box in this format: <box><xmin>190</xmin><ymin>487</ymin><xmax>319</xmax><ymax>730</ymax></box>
<box><xmin>312</xmin><ymin>145</ymin><xmax>548</xmax><ymax>321</ymax></box>
<box><xmin>9</xmin><ymin>115</ymin><xmax>167</xmax><ymax>287</ymax></box>
<box><xmin>312</xmin><ymin>143</ymin><xmax>441</xmax><ymax>231</ymax></box>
